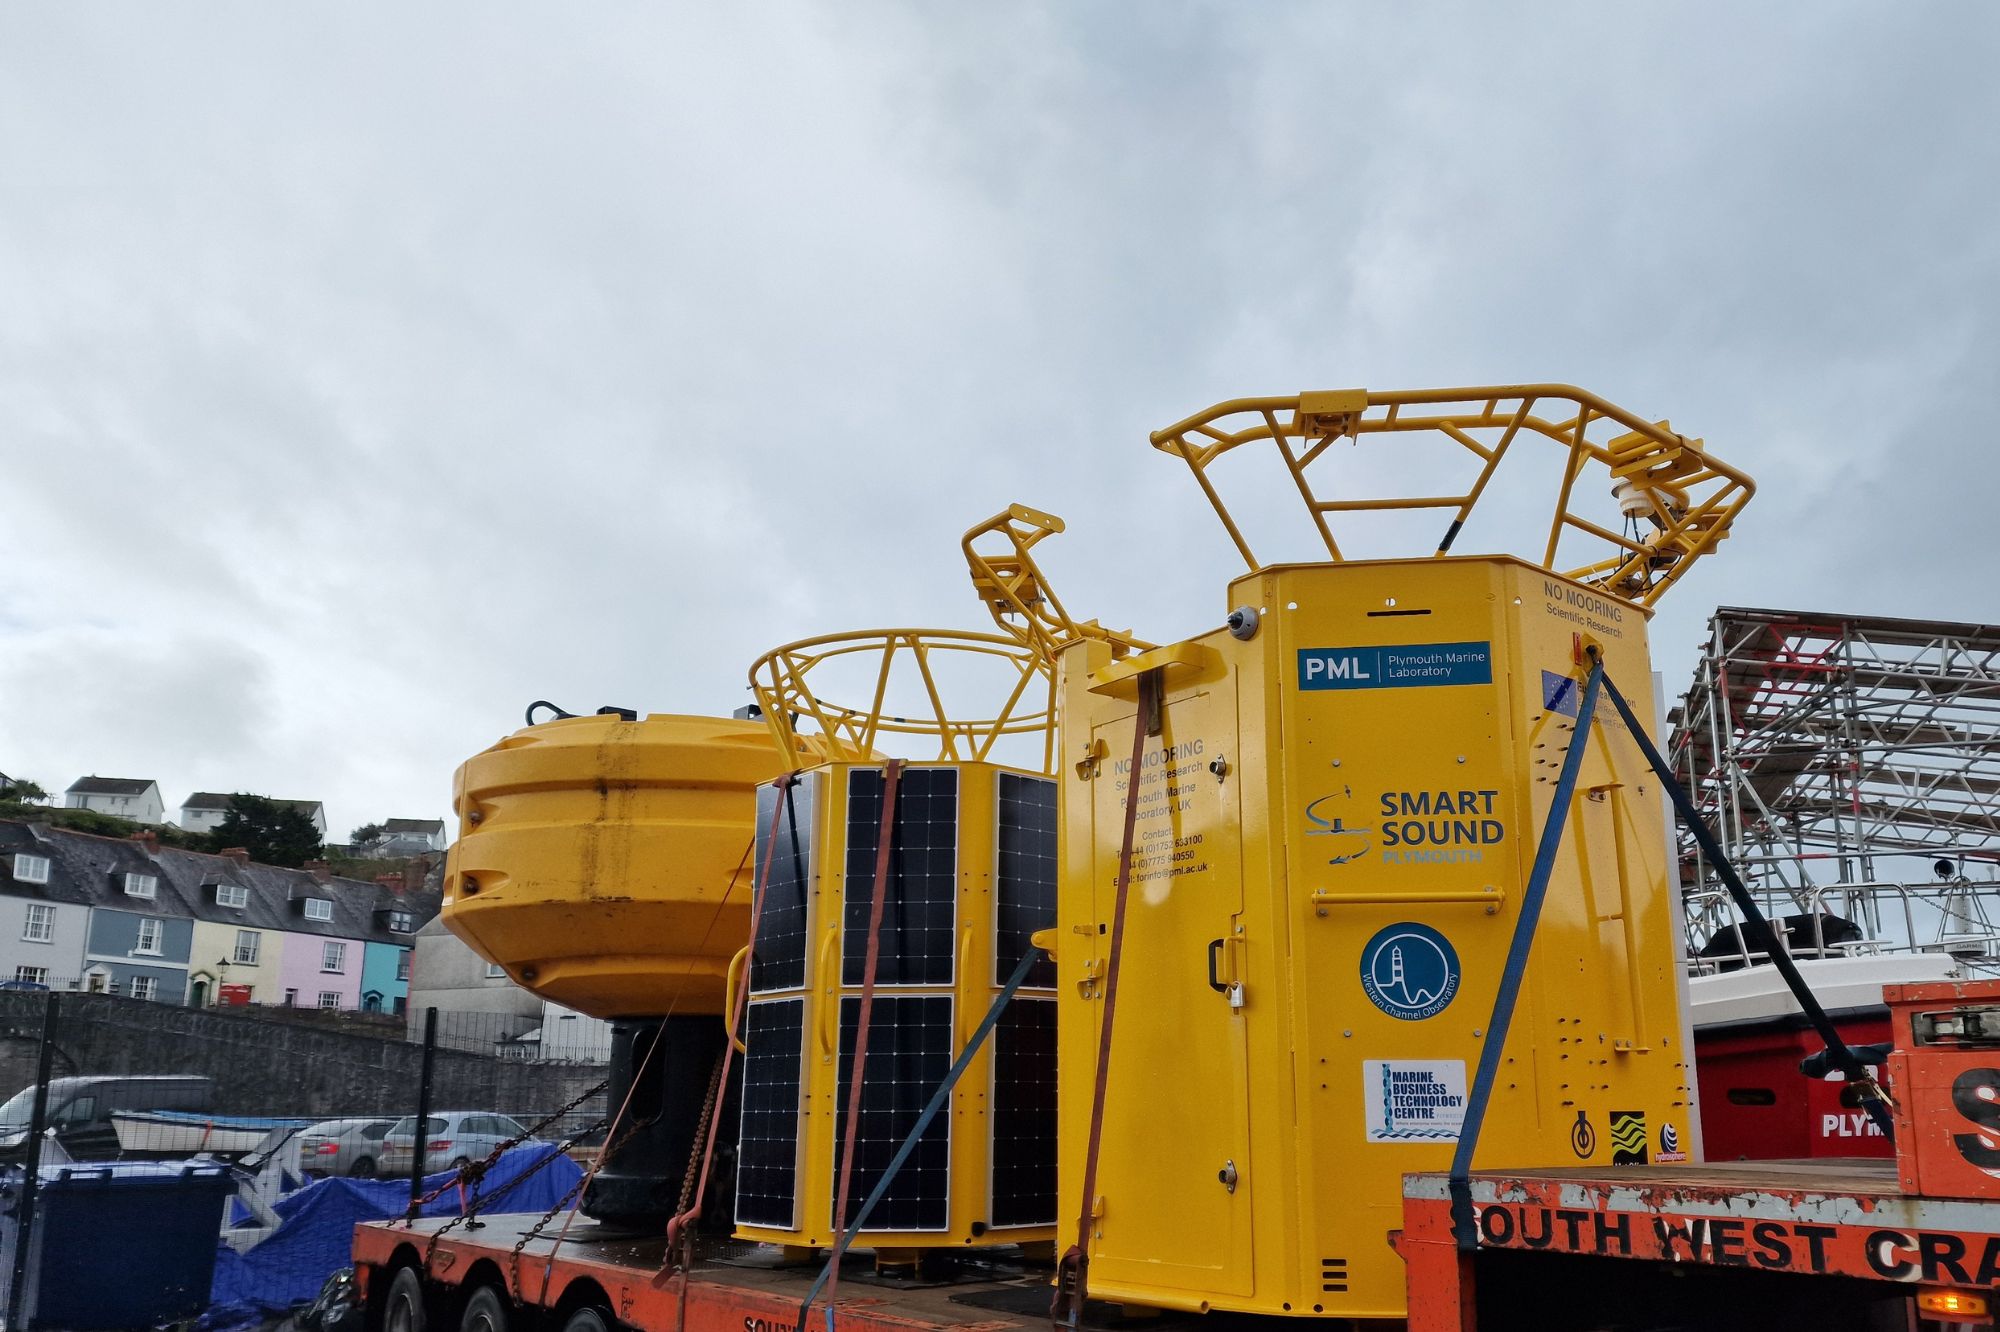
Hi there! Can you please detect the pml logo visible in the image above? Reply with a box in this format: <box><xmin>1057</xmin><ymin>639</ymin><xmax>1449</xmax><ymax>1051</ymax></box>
<box><xmin>1359</xmin><ymin>922</ymin><xmax>1460</xmax><ymax>1020</ymax></box>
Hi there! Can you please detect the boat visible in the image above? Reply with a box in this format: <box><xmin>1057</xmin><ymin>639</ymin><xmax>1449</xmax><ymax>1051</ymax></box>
<box><xmin>111</xmin><ymin>1109</ymin><xmax>313</xmax><ymax>1157</ymax></box>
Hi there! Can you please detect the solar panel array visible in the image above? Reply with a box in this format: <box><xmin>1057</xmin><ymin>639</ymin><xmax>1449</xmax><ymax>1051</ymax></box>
<box><xmin>989</xmin><ymin>995</ymin><xmax>1057</xmax><ymax>1227</ymax></box>
<box><xmin>843</xmin><ymin>767</ymin><xmax>959</xmax><ymax>987</ymax></box>
<box><xmin>750</xmin><ymin>775</ymin><xmax>817</xmax><ymax>994</ymax></box>
<box><xmin>736</xmin><ymin>764</ymin><xmax>1062</xmax><ymax>1241</ymax></box>
<box><xmin>995</xmin><ymin>772</ymin><xmax>1058</xmax><ymax>989</ymax></box>
<box><xmin>831</xmin><ymin>993</ymin><xmax>955</xmax><ymax>1231</ymax></box>
<box><xmin>734</xmin><ymin>997</ymin><xmax>806</xmax><ymax>1229</ymax></box>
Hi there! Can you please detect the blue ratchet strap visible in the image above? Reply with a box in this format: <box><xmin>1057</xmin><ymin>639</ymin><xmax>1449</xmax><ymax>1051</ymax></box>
<box><xmin>1449</xmin><ymin>656</ymin><xmax>1603</xmax><ymax>1248</ymax></box>
<box><xmin>1594</xmin><ymin>664</ymin><xmax>1895</xmax><ymax>1141</ymax></box>
<box><xmin>798</xmin><ymin>946</ymin><xmax>1044</xmax><ymax>1332</ymax></box>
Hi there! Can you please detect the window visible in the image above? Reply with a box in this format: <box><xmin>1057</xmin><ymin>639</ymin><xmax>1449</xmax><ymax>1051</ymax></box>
<box><xmin>123</xmin><ymin>872</ymin><xmax>157</xmax><ymax>899</ymax></box>
<box><xmin>396</xmin><ymin>951</ymin><xmax>411</xmax><ymax>981</ymax></box>
<box><xmin>485</xmin><ymin>962</ymin><xmax>505</xmax><ymax>979</ymax></box>
<box><xmin>130</xmin><ymin>975</ymin><xmax>157</xmax><ymax>1001</ymax></box>
<box><xmin>214</xmin><ymin>883</ymin><xmax>248</xmax><ymax>909</ymax></box>
<box><xmin>317</xmin><ymin>991</ymin><xmax>340</xmax><ymax>1009</ymax></box>
<box><xmin>134</xmin><ymin>918</ymin><xmax>162</xmax><ymax>955</ymax></box>
<box><xmin>12</xmin><ymin>854</ymin><xmax>49</xmax><ymax>885</ymax></box>
<box><xmin>388</xmin><ymin>911</ymin><xmax>413</xmax><ymax>933</ymax></box>
<box><xmin>233</xmin><ymin>930</ymin><xmax>260</xmax><ymax>965</ymax></box>
<box><xmin>321</xmin><ymin>941</ymin><xmax>346</xmax><ymax>972</ymax></box>
<box><xmin>304</xmin><ymin>898</ymin><xmax>333</xmax><ymax>922</ymax></box>
<box><xmin>54</xmin><ymin>1095</ymin><xmax>96</xmax><ymax>1127</ymax></box>
<box><xmin>21</xmin><ymin>904</ymin><xmax>54</xmax><ymax>943</ymax></box>
<box><xmin>13</xmin><ymin>966</ymin><xmax>46</xmax><ymax>986</ymax></box>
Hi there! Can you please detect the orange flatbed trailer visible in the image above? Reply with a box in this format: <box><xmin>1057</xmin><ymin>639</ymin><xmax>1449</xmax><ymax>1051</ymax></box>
<box><xmin>351</xmin><ymin>984</ymin><xmax>2000</xmax><ymax>1332</ymax></box>
<box><xmin>351</xmin><ymin>1218</ymin><xmax>1105</xmax><ymax>1332</ymax></box>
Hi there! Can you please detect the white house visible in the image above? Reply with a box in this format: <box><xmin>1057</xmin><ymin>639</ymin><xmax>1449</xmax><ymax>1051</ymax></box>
<box><xmin>64</xmin><ymin>778</ymin><xmax>165</xmax><ymax>825</ymax></box>
<box><xmin>367</xmin><ymin>818</ymin><xmax>448</xmax><ymax>857</ymax></box>
<box><xmin>180</xmin><ymin>793</ymin><xmax>329</xmax><ymax>837</ymax></box>
<box><xmin>509</xmin><ymin>1001</ymin><xmax>613</xmax><ymax>1063</ymax></box>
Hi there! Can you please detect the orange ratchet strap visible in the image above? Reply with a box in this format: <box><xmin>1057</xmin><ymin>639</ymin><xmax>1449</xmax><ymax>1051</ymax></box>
<box><xmin>662</xmin><ymin>771</ymin><xmax>798</xmax><ymax>1265</ymax></box>
<box><xmin>822</xmin><ymin>759</ymin><xmax>905</xmax><ymax>1331</ymax></box>
<box><xmin>1055</xmin><ymin>669</ymin><xmax>1162</xmax><ymax>1327</ymax></box>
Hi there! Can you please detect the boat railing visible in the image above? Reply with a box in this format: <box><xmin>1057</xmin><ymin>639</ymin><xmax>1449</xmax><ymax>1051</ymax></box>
<box><xmin>1685</xmin><ymin>877</ymin><xmax>2000</xmax><ymax>978</ymax></box>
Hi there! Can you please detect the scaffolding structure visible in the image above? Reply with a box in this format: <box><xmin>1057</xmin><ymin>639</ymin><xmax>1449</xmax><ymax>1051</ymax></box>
<box><xmin>1669</xmin><ymin>606</ymin><xmax>2000</xmax><ymax>972</ymax></box>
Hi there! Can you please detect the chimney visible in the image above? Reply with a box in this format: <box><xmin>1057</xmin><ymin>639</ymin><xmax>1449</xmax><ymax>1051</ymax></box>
<box><xmin>130</xmin><ymin>830</ymin><xmax>160</xmax><ymax>855</ymax></box>
<box><xmin>375</xmin><ymin>873</ymin><xmax>406</xmax><ymax>897</ymax></box>
<box><xmin>221</xmin><ymin>847</ymin><xmax>250</xmax><ymax>865</ymax></box>
<box><xmin>305</xmin><ymin>860</ymin><xmax>332</xmax><ymax>883</ymax></box>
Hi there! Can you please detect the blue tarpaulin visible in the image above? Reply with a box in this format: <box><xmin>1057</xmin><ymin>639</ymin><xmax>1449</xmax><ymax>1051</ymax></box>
<box><xmin>204</xmin><ymin>1145</ymin><xmax>587</xmax><ymax>1330</ymax></box>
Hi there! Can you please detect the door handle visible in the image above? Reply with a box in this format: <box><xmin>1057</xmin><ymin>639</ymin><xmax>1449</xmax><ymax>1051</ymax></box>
<box><xmin>1207</xmin><ymin>938</ymin><xmax>1228</xmax><ymax>993</ymax></box>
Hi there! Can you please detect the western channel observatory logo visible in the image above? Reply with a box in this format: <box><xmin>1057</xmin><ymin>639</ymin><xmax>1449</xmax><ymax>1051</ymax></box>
<box><xmin>1360</xmin><ymin>922</ymin><xmax>1460</xmax><ymax>1020</ymax></box>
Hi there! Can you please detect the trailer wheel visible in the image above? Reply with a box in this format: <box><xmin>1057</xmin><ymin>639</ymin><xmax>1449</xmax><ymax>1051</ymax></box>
<box><xmin>559</xmin><ymin>1305</ymin><xmax>612</xmax><ymax>1332</ymax></box>
<box><xmin>385</xmin><ymin>1267</ymin><xmax>428</xmax><ymax>1332</ymax></box>
<box><xmin>459</xmin><ymin>1285</ymin><xmax>509</xmax><ymax>1332</ymax></box>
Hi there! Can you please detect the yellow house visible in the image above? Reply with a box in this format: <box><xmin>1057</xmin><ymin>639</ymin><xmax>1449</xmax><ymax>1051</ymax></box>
<box><xmin>188</xmin><ymin>915</ymin><xmax>282</xmax><ymax>1006</ymax></box>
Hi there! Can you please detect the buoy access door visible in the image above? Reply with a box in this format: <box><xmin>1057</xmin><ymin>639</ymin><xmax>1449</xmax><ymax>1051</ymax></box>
<box><xmin>1064</xmin><ymin>664</ymin><xmax>1257</xmax><ymax>1303</ymax></box>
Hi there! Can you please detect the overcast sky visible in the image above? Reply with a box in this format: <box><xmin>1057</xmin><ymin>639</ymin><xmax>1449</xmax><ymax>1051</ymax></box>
<box><xmin>3</xmin><ymin>4</ymin><xmax>1995</xmax><ymax>839</ymax></box>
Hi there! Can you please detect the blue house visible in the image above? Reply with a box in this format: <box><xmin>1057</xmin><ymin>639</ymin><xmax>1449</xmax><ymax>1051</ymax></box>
<box><xmin>360</xmin><ymin>939</ymin><xmax>414</xmax><ymax>1015</ymax></box>
<box><xmin>83</xmin><ymin>904</ymin><xmax>194</xmax><ymax>1002</ymax></box>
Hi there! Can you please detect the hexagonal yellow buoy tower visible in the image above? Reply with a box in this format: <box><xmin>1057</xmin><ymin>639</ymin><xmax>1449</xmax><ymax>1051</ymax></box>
<box><xmin>1051</xmin><ymin>387</ymin><xmax>1753</xmax><ymax>1320</ymax></box>
<box><xmin>728</xmin><ymin>628</ymin><xmax>1065</xmax><ymax>1261</ymax></box>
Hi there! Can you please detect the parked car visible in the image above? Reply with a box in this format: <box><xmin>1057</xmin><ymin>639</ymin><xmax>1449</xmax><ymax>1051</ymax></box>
<box><xmin>299</xmin><ymin>1116</ymin><xmax>396</xmax><ymax>1177</ymax></box>
<box><xmin>0</xmin><ymin>1074</ymin><xmax>214</xmax><ymax>1161</ymax></box>
<box><xmin>377</xmin><ymin>1111</ymin><xmax>540</xmax><ymax>1174</ymax></box>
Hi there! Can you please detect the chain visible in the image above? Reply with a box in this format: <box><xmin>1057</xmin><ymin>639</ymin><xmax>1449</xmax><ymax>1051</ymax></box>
<box><xmin>507</xmin><ymin>1113</ymin><xmax>648</xmax><ymax>1301</ymax></box>
<box><xmin>676</xmin><ymin>1054</ymin><xmax>726</xmax><ymax>1218</ymax></box>
<box><xmin>422</xmin><ymin>1118</ymin><xmax>609</xmax><ymax>1269</ymax></box>
<box><xmin>407</xmin><ymin>1078</ymin><xmax>610</xmax><ymax>1216</ymax></box>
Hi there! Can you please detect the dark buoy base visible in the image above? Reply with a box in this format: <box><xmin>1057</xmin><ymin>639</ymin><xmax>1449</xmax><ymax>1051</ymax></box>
<box><xmin>582</xmin><ymin>1013</ymin><xmax>734</xmax><ymax>1228</ymax></box>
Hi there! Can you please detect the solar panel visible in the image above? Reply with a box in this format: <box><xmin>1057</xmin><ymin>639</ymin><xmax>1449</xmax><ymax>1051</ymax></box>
<box><xmin>995</xmin><ymin>772</ymin><xmax>1057</xmax><ymax>989</ymax></box>
<box><xmin>831</xmin><ymin>994</ymin><xmax>953</xmax><ymax>1232</ymax></box>
<box><xmin>988</xmin><ymin>996</ymin><xmax>1057</xmax><ymax>1228</ymax></box>
<box><xmin>843</xmin><ymin>767</ymin><xmax>958</xmax><ymax>987</ymax></box>
<box><xmin>734</xmin><ymin>997</ymin><xmax>806</xmax><ymax>1229</ymax></box>
<box><xmin>750</xmin><ymin>774</ymin><xmax>817</xmax><ymax>995</ymax></box>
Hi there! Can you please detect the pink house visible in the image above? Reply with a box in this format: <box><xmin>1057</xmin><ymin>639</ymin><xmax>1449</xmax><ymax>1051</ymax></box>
<box><xmin>275</xmin><ymin>930</ymin><xmax>364</xmax><ymax>1009</ymax></box>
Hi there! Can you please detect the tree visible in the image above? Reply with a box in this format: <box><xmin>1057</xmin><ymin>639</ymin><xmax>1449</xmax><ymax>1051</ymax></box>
<box><xmin>350</xmin><ymin>822</ymin><xmax>385</xmax><ymax>850</ymax></box>
<box><xmin>208</xmin><ymin>794</ymin><xmax>323</xmax><ymax>867</ymax></box>
<box><xmin>0</xmin><ymin>777</ymin><xmax>47</xmax><ymax>803</ymax></box>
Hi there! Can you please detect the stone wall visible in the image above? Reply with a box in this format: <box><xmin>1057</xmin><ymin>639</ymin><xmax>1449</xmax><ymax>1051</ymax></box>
<box><xmin>0</xmin><ymin>991</ymin><xmax>604</xmax><ymax>1122</ymax></box>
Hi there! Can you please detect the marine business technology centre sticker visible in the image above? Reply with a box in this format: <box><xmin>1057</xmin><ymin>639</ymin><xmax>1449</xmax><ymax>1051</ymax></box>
<box><xmin>1363</xmin><ymin>1060</ymin><xmax>1467</xmax><ymax>1142</ymax></box>
<box><xmin>1359</xmin><ymin>922</ymin><xmax>1461</xmax><ymax>1020</ymax></box>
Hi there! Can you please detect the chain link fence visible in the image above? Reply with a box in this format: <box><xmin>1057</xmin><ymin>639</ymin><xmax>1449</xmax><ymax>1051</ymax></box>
<box><xmin>0</xmin><ymin>991</ymin><xmax>612</xmax><ymax>1329</ymax></box>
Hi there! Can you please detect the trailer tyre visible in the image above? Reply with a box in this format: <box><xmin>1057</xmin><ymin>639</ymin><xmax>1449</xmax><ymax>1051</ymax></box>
<box><xmin>560</xmin><ymin>1305</ymin><xmax>612</xmax><ymax>1332</ymax></box>
<box><xmin>385</xmin><ymin>1267</ymin><xmax>428</xmax><ymax>1332</ymax></box>
<box><xmin>460</xmin><ymin>1285</ymin><xmax>509</xmax><ymax>1332</ymax></box>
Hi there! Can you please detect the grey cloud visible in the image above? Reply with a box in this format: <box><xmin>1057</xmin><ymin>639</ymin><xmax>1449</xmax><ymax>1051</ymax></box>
<box><xmin>1</xmin><ymin>3</ymin><xmax>1995</xmax><ymax>833</ymax></box>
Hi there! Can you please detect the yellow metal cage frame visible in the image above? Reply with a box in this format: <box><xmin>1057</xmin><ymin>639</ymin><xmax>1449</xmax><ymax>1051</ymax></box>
<box><xmin>1151</xmin><ymin>384</ymin><xmax>1755</xmax><ymax>607</ymax></box>
<box><xmin>747</xmin><ymin>629</ymin><xmax>1056</xmax><ymax>772</ymax></box>
<box><xmin>962</xmin><ymin>503</ymin><xmax>1154</xmax><ymax>664</ymax></box>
